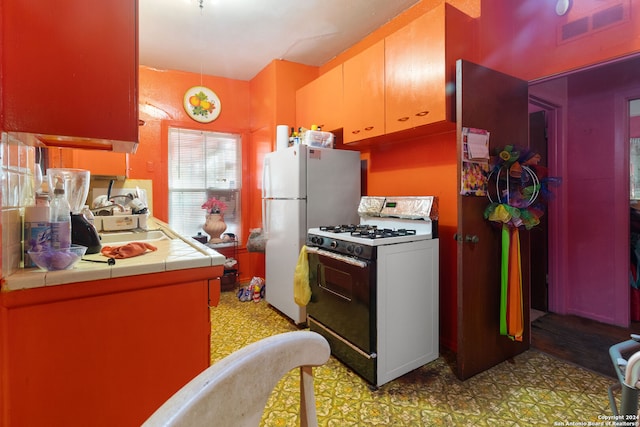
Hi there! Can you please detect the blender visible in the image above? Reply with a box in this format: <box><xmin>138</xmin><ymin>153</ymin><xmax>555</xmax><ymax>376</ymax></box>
<box><xmin>47</xmin><ymin>168</ymin><xmax>102</xmax><ymax>254</ymax></box>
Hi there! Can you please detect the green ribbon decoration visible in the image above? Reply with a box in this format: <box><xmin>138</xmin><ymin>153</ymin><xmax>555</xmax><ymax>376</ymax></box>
<box><xmin>500</xmin><ymin>224</ymin><xmax>509</xmax><ymax>336</ymax></box>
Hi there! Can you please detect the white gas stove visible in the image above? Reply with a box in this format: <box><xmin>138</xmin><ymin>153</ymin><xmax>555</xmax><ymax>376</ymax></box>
<box><xmin>306</xmin><ymin>196</ymin><xmax>440</xmax><ymax>387</ymax></box>
<box><xmin>307</xmin><ymin>196</ymin><xmax>437</xmax><ymax>258</ymax></box>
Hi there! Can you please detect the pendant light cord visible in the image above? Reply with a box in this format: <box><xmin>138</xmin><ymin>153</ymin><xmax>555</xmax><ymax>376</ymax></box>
<box><xmin>198</xmin><ymin>0</ymin><xmax>204</xmax><ymax>86</ymax></box>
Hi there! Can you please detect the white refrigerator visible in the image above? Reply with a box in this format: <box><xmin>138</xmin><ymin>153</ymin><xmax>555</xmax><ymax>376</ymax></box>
<box><xmin>262</xmin><ymin>145</ymin><xmax>361</xmax><ymax>324</ymax></box>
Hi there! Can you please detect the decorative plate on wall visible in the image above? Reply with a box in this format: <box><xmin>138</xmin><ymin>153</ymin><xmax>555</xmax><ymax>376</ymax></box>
<box><xmin>183</xmin><ymin>86</ymin><xmax>221</xmax><ymax>123</ymax></box>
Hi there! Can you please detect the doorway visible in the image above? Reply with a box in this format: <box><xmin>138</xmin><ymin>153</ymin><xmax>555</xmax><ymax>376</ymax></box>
<box><xmin>629</xmin><ymin>98</ymin><xmax>640</xmax><ymax>321</ymax></box>
<box><xmin>528</xmin><ymin>54</ymin><xmax>640</xmax><ymax>327</ymax></box>
<box><xmin>527</xmin><ymin>94</ymin><xmax>561</xmax><ymax>317</ymax></box>
<box><xmin>529</xmin><ymin>110</ymin><xmax>549</xmax><ymax>312</ymax></box>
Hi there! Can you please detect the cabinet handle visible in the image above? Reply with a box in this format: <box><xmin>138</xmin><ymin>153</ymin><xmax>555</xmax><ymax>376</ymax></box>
<box><xmin>352</xmin><ymin>130</ymin><xmax>360</xmax><ymax>135</ymax></box>
<box><xmin>415</xmin><ymin>111</ymin><xmax>429</xmax><ymax>117</ymax></box>
<box><xmin>397</xmin><ymin>117</ymin><xmax>410</xmax><ymax>122</ymax></box>
<box><xmin>364</xmin><ymin>126</ymin><xmax>374</xmax><ymax>131</ymax></box>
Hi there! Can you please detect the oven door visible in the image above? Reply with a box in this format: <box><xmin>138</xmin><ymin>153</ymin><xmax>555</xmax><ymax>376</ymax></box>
<box><xmin>307</xmin><ymin>248</ymin><xmax>375</xmax><ymax>353</ymax></box>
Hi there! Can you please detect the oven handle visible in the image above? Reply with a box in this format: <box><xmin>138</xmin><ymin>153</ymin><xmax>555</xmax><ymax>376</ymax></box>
<box><xmin>308</xmin><ymin>316</ymin><xmax>377</xmax><ymax>360</ymax></box>
<box><xmin>308</xmin><ymin>247</ymin><xmax>369</xmax><ymax>268</ymax></box>
<box><xmin>318</xmin><ymin>283</ymin><xmax>352</xmax><ymax>302</ymax></box>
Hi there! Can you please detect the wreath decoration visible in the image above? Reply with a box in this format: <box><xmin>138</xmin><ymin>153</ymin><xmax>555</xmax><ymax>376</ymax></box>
<box><xmin>483</xmin><ymin>145</ymin><xmax>555</xmax><ymax>230</ymax></box>
<box><xmin>482</xmin><ymin>145</ymin><xmax>559</xmax><ymax>342</ymax></box>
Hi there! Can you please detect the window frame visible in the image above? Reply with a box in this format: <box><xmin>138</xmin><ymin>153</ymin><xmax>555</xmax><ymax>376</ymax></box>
<box><xmin>166</xmin><ymin>126</ymin><xmax>243</xmax><ymax>240</ymax></box>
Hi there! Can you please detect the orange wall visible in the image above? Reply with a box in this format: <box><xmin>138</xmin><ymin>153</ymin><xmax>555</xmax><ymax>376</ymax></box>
<box><xmin>133</xmin><ymin>63</ymin><xmax>317</xmax><ymax>283</ymax></box>
<box><xmin>135</xmin><ymin>67</ymin><xmax>256</xmax><ymax>280</ymax></box>
<box><xmin>250</xmin><ymin>59</ymin><xmax>318</xmax><ymax>133</ymax></box>
<box><xmin>363</xmin><ymin>134</ymin><xmax>459</xmax><ymax>348</ymax></box>
<box><xmin>244</xmin><ymin>64</ymin><xmax>276</xmax><ymax>280</ymax></box>
<box><xmin>136</xmin><ymin>66</ymin><xmax>250</xmax><ymax>224</ymax></box>
<box><xmin>248</xmin><ymin>60</ymin><xmax>317</xmax><ymax>230</ymax></box>
<box><xmin>245</xmin><ymin>60</ymin><xmax>317</xmax><ymax>279</ymax></box>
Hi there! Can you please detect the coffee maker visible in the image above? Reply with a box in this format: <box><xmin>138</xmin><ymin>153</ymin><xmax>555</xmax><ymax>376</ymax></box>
<box><xmin>47</xmin><ymin>169</ymin><xmax>102</xmax><ymax>254</ymax></box>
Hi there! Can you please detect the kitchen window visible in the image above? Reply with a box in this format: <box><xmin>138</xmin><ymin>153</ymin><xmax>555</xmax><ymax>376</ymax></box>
<box><xmin>167</xmin><ymin>127</ymin><xmax>241</xmax><ymax>239</ymax></box>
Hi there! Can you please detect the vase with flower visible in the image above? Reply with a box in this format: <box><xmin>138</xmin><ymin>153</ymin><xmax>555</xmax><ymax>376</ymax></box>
<box><xmin>201</xmin><ymin>197</ymin><xmax>228</xmax><ymax>243</ymax></box>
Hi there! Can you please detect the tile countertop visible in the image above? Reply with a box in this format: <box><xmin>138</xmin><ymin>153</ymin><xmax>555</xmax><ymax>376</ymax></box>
<box><xmin>4</xmin><ymin>218</ymin><xmax>226</xmax><ymax>291</ymax></box>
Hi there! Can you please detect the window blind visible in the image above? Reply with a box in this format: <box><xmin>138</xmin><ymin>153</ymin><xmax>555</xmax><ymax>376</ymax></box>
<box><xmin>168</xmin><ymin>127</ymin><xmax>241</xmax><ymax>238</ymax></box>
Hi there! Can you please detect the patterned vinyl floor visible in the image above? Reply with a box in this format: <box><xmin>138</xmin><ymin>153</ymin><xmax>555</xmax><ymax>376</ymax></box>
<box><xmin>210</xmin><ymin>292</ymin><xmax>625</xmax><ymax>426</ymax></box>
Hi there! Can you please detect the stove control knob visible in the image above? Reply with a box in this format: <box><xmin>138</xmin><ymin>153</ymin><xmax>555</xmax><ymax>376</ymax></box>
<box><xmin>330</xmin><ymin>240</ymin><xmax>338</xmax><ymax>249</ymax></box>
<box><xmin>311</xmin><ymin>236</ymin><xmax>324</xmax><ymax>245</ymax></box>
<box><xmin>346</xmin><ymin>244</ymin><xmax>354</xmax><ymax>253</ymax></box>
<box><xmin>354</xmin><ymin>246</ymin><xmax>363</xmax><ymax>256</ymax></box>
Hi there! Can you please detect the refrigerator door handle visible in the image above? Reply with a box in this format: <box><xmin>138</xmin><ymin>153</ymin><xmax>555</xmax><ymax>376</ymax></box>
<box><xmin>262</xmin><ymin>199</ymin><xmax>269</xmax><ymax>235</ymax></box>
<box><xmin>262</xmin><ymin>157</ymin><xmax>270</xmax><ymax>200</ymax></box>
<box><xmin>262</xmin><ymin>157</ymin><xmax>269</xmax><ymax>233</ymax></box>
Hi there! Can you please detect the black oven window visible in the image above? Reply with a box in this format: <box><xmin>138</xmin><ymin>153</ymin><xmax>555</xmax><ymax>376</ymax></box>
<box><xmin>320</xmin><ymin>266</ymin><xmax>353</xmax><ymax>301</ymax></box>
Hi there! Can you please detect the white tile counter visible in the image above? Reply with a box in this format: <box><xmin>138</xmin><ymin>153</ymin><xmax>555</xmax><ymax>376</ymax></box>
<box><xmin>3</xmin><ymin>218</ymin><xmax>226</xmax><ymax>291</ymax></box>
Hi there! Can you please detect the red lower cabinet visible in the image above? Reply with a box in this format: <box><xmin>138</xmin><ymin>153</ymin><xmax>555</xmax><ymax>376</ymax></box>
<box><xmin>0</xmin><ymin>267</ymin><xmax>222</xmax><ymax>427</ymax></box>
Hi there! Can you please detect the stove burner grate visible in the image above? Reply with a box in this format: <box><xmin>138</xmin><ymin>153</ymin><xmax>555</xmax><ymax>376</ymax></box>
<box><xmin>351</xmin><ymin>228</ymin><xmax>417</xmax><ymax>239</ymax></box>
<box><xmin>319</xmin><ymin>224</ymin><xmax>377</xmax><ymax>233</ymax></box>
<box><xmin>319</xmin><ymin>224</ymin><xmax>419</xmax><ymax>239</ymax></box>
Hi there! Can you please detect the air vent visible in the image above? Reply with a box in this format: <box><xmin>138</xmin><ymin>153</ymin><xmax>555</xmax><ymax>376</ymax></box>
<box><xmin>592</xmin><ymin>4</ymin><xmax>624</xmax><ymax>30</ymax></box>
<box><xmin>561</xmin><ymin>17</ymin><xmax>589</xmax><ymax>41</ymax></box>
<box><xmin>557</xmin><ymin>1</ymin><xmax>629</xmax><ymax>44</ymax></box>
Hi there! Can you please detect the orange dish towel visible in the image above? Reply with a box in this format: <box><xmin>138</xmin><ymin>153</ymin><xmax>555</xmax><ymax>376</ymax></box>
<box><xmin>101</xmin><ymin>242</ymin><xmax>158</xmax><ymax>259</ymax></box>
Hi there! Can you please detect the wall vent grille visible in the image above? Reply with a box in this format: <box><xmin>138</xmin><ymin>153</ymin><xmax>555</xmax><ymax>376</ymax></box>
<box><xmin>561</xmin><ymin>17</ymin><xmax>589</xmax><ymax>40</ymax></box>
<box><xmin>558</xmin><ymin>1</ymin><xmax>629</xmax><ymax>44</ymax></box>
<box><xmin>592</xmin><ymin>4</ymin><xmax>624</xmax><ymax>30</ymax></box>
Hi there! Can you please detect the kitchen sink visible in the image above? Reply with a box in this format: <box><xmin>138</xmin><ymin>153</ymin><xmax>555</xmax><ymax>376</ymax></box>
<box><xmin>98</xmin><ymin>229</ymin><xmax>172</xmax><ymax>245</ymax></box>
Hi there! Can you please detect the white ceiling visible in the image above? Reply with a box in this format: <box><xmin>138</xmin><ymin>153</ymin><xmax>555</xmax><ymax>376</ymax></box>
<box><xmin>139</xmin><ymin>0</ymin><xmax>420</xmax><ymax>81</ymax></box>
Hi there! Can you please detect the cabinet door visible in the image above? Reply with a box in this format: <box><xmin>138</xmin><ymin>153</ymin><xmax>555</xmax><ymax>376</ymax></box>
<box><xmin>2</xmin><ymin>0</ymin><xmax>138</xmax><ymax>144</ymax></box>
<box><xmin>72</xmin><ymin>151</ymin><xmax>129</xmax><ymax>178</ymax></box>
<box><xmin>1</xmin><ymin>279</ymin><xmax>210</xmax><ymax>427</ymax></box>
<box><xmin>47</xmin><ymin>148</ymin><xmax>129</xmax><ymax>178</ymax></box>
<box><xmin>296</xmin><ymin>65</ymin><xmax>343</xmax><ymax>132</ymax></box>
<box><xmin>343</xmin><ymin>40</ymin><xmax>385</xmax><ymax>143</ymax></box>
<box><xmin>385</xmin><ymin>6</ymin><xmax>447</xmax><ymax>133</ymax></box>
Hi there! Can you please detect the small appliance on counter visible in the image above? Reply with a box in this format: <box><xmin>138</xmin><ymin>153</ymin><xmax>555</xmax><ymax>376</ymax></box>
<box><xmin>92</xmin><ymin>212</ymin><xmax>150</xmax><ymax>232</ymax></box>
<box><xmin>90</xmin><ymin>187</ymin><xmax>150</xmax><ymax>232</ymax></box>
<box><xmin>47</xmin><ymin>168</ymin><xmax>102</xmax><ymax>254</ymax></box>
